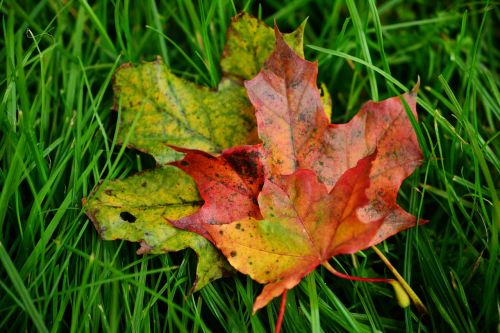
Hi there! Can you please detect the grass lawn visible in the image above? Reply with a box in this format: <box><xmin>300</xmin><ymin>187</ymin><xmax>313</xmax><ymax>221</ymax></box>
<box><xmin>1</xmin><ymin>0</ymin><xmax>498</xmax><ymax>332</ymax></box>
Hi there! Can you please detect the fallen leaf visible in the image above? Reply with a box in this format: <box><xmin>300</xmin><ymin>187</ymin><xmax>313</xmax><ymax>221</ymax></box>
<box><xmin>170</xmin><ymin>145</ymin><xmax>264</xmax><ymax>242</ymax></box>
<box><xmin>206</xmin><ymin>154</ymin><xmax>380</xmax><ymax>311</ymax></box>
<box><xmin>179</xmin><ymin>28</ymin><xmax>425</xmax><ymax>310</ymax></box>
<box><xmin>87</xmin><ymin>15</ymin><xmax>426</xmax><ymax>313</ymax></box>
<box><xmin>84</xmin><ymin>166</ymin><xmax>232</xmax><ymax>291</ymax></box>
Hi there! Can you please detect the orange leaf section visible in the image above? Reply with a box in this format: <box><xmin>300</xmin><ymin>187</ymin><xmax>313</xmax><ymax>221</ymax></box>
<box><xmin>170</xmin><ymin>145</ymin><xmax>264</xmax><ymax>242</ymax></box>
<box><xmin>206</xmin><ymin>154</ymin><xmax>380</xmax><ymax>312</ymax></box>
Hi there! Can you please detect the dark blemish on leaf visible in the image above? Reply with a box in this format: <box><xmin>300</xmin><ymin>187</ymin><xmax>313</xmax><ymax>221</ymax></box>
<box><xmin>141</xmin><ymin>182</ymin><xmax>147</xmax><ymax>188</ymax></box>
<box><xmin>235</xmin><ymin>223</ymin><xmax>241</xmax><ymax>230</ymax></box>
<box><xmin>230</xmin><ymin>251</ymin><xmax>237</xmax><ymax>257</ymax></box>
<box><xmin>104</xmin><ymin>189</ymin><xmax>113</xmax><ymax>195</ymax></box>
<box><xmin>265</xmin><ymin>271</ymin><xmax>270</xmax><ymax>275</ymax></box>
<box><xmin>180</xmin><ymin>160</ymin><xmax>189</xmax><ymax>166</ymax></box>
<box><xmin>219</xmin><ymin>230</ymin><xmax>224</xmax><ymax>235</ymax></box>
<box><xmin>288</xmin><ymin>80</ymin><xmax>301</xmax><ymax>89</ymax></box>
<box><xmin>120</xmin><ymin>211</ymin><xmax>137</xmax><ymax>223</ymax></box>
<box><xmin>249</xmin><ymin>261</ymin><xmax>253</xmax><ymax>265</ymax></box>
<box><xmin>225</xmin><ymin>149</ymin><xmax>263</xmax><ymax>186</ymax></box>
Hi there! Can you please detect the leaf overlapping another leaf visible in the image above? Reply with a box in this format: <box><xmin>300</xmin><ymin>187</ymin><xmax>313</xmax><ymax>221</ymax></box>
<box><xmin>175</xmin><ymin>28</ymin><xmax>425</xmax><ymax>310</ymax></box>
<box><xmin>85</xmin><ymin>14</ymin><xmax>309</xmax><ymax>290</ymax></box>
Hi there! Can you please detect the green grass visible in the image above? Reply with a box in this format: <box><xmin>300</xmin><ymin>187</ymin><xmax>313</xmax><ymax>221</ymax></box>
<box><xmin>1</xmin><ymin>0</ymin><xmax>498</xmax><ymax>332</ymax></box>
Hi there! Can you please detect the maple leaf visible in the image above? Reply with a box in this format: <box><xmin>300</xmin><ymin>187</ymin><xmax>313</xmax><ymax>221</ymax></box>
<box><xmin>175</xmin><ymin>27</ymin><xmax>425</xmax><ymax>311</ymax></box>
<box><xmin>84</xmin><ymin>166</ymin><xmax>232</xmax><ymax>291</ymax></box>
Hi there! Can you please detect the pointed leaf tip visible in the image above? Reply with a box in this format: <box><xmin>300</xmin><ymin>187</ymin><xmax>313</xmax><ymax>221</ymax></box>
<box><xmin>411</xmin><ymin>75</ymin><xmax>421</xmax><ymax>96</ymax></box>
<box><xmin>273</xmin><ymin>23</ymin><xmax>284</xmax><ymax>46</ymax></box>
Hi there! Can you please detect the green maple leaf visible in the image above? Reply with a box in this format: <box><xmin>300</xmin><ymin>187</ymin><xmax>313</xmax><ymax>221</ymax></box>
<box><xmin>85</xmin><ymin>14</ymin><xmax>308</xmax><ymax>290</ymax></box>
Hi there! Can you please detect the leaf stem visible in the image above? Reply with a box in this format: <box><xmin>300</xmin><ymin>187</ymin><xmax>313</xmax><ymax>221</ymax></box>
<box><xmin>371</xmin><ymin>245</ymin><xmax>428</xmax><ymax>315</ymax></box>
<box><xmin>322</xmin><ymin>260</ymin><xmax>411</xmax><ymax>308</ymax></box>
<box><xmin>275</xmin><ymin>290</ymin><xmax>287</xmax><ymax>333</ymax></box>
<box><xmin>322</xmin><ymin>261</ymin><xmax>390</xmax><ymax>283</ymax></box>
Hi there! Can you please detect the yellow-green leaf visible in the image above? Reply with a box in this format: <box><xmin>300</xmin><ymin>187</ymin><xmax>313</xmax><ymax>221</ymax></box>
<box><xmin>114</xmin><ymin>60</ymin><xmax>257</xmax><ymax>164</ymax></box>
<box><xmin>221</xmin><ymin>13</ymin><xmax>306</xmax><ymax>80</ymax></box>
<box><xmin>84</xmin><ymin>166</ymin><xmax>232</xmax><ymax>291</ymax></box>
<box><xmin>320</xmin><ymin>82</ymin><xmax>332</xmax><ymax>120</ymax></box>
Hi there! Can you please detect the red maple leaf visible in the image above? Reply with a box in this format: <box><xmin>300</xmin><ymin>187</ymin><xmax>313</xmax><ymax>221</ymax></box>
<box><xmin>171</xmin><ymin>27</ymin><xmax>425</xmax><ymax>319</ymax></box>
